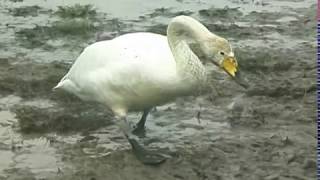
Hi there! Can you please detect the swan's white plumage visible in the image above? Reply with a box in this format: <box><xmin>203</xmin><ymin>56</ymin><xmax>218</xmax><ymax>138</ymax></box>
<box><xmin>53</xmin><ymin>15</ymin><xmax>236</xmax><ymax>116</ymax></box>
<box><xmin>56</xmin><ymin>32</ymin><xmax>198</xmax><ymax>113</ymax></box>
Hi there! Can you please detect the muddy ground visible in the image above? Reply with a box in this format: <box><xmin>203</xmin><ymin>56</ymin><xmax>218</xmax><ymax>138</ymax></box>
<box><xmin>0</xmin><ymin>0</ymin><xmax>317</xmax><ymax>180</ymax></box>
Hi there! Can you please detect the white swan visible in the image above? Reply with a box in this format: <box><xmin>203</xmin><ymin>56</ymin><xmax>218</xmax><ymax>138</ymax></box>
<box><xmin>54</xmin><ymin>15</ymin><xmax>247</xmax><ymax>164</ymax></box>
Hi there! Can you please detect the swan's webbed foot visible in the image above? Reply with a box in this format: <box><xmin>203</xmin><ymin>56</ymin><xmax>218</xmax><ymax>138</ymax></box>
<box><xmin>128</xmin><ymin>138</ymin><xmax>167</xmax><ymax>165</ymax></box>
<box><xmin>116</xmin><ymin>110</ymin><xmax>166</xmax><ymax>165</ymax></box>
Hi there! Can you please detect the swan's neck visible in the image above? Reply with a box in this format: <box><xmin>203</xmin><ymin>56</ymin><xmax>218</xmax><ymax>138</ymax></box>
<box><xmin>167</xmin><ymin>16</ymin><xmax>210</xmax><ymax>84</ymax></box>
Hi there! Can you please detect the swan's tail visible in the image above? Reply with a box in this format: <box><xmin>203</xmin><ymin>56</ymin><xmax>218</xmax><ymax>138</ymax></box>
<box><xmin>52</xmin><ymin>81</ymin><xmax>64</xmax><ymax>91</ymax></box>
<box><xmin>52</xmin><ymin>75</ymin><xmax>68</xmax><ymax>91</ymax></box>
<box><xmin>52</xmin><ymin>77</ymin><xmax>86</xmax><ymax>100</ymax></box>
<box><xmin>52</xmin><ymin>76</ymin><xmax>81</xmax><ymax>98</ymax></box>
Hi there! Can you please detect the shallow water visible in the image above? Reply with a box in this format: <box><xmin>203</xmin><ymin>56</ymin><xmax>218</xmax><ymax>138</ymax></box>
<box><xmin>0</xmin><ymin>0</ymin><xmax>316</xmax><ymax>179</ymax></box>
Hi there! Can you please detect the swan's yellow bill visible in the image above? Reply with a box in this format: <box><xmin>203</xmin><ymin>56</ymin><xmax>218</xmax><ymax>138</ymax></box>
<box><xmin>222</xmin><ymin>57</ymin><xmax>238</xmax><ymax>77</ymax></box>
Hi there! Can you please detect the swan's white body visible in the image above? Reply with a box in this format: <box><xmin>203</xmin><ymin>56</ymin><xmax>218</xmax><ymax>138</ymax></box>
<box><xmin>55</xmin><ymin>32</ymin><xmax>204</xmax><ymax>114</ymax></box>
<box><xmin>54</xmin><ymin>16</ymin><xmax>230</xmax><ymax>116</ymax></box>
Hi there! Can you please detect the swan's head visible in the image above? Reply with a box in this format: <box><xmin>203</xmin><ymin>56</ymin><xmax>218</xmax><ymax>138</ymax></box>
<box><xmin>167</xmin><ymin>15</ymin><xmax>248</xmax><ymax>88</ymax></box>
<box><xmin>200</xmin><ymin>36</ymin><xmax>249</xmax><ymax>88</ymax></box>
<box><xmin>208</xmin><ymin>38</ymin><xmax>236</xmax><ymax>75</ymax></box>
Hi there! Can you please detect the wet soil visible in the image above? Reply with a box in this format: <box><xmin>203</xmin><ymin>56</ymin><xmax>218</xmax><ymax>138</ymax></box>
<box><xmin>0</xmin><ymin>0</ymin><xmax>316</xmax><ymax>180</ymax></box>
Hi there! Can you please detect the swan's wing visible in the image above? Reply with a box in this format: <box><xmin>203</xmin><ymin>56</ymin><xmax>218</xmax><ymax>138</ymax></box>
<box><xmin>68</xmin><ymin>32</ymin><xmax>176</xmax><ymax>79</ymax></box>
<box><xmin>57</xmin><ymin>32</ymin><xmax>179</xmax><ymax>103</ymax></box>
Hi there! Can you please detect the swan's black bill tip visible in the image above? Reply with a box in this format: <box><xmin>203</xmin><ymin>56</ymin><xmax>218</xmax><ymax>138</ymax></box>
<box><xmin>234</xmin><ymin>71</ymin><xmax>250</xmax><ymax>89</ymax></box>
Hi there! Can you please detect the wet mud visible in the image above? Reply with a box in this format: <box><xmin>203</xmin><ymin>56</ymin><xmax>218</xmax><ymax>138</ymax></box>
<box><xmin>0</xmin><ymin>0</ymin><xmax>316</xmax><ymax>179</ymax></box>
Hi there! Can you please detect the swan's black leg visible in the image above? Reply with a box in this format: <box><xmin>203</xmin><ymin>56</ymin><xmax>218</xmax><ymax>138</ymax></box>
<box><xmin>116</xmin><ymin>116</ymin><xmax>166</xmax><ymax>165</ymax></box>
<box><xmin>132</xmin><ymin>108</ymin><xmax>151</xmax><ymax>137</ymax></box>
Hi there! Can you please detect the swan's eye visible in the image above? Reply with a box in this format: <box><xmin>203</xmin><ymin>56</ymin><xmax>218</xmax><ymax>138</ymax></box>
<box><xmin>220</xmin><ymin>52</ymin><xmax>225</xmax><ymax>56</ymax></box>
